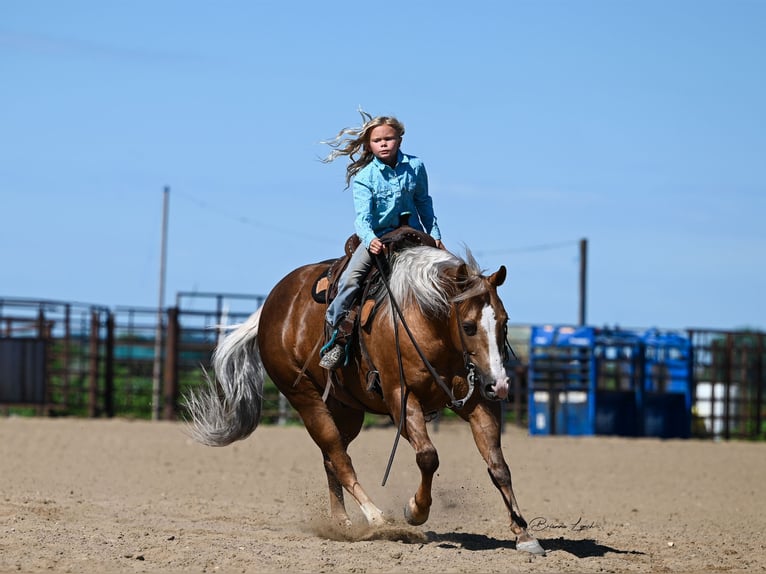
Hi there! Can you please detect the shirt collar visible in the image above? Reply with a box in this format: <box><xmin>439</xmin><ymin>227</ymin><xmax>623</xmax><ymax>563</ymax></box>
<box><xmin>372</xmin><ymin>150</ymin><xmax>406</xmax><ymax>171</ymax></box>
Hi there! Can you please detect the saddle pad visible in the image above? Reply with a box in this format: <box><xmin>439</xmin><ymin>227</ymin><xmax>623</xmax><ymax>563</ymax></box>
<box><xmin>360</xmin><ymin>299</ymin><xmax>376</xmax><ymax>328</ymax></box>
<box><xmin>312</xmin><ymin>272</ymin><xmax>330</xmax><ymax>304</ymax></box>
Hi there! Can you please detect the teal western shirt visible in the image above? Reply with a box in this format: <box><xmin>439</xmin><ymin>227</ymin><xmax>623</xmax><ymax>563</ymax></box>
<box><xmin>351</xmin><ymin>151</ymin><xmax>441</xmax><ymax>248</ymax></box>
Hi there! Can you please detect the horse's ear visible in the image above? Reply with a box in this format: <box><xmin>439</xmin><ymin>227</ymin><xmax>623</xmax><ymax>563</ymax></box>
<box><xmin>489</xmin><ymin>265</ymin><xmax>506</xmax><ymax>287</ymax></box>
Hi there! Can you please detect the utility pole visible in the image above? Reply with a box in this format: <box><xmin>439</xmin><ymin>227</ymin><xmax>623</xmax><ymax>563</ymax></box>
<box><xmin>152</xmin><ymin>186</ymin><xmax>170</xmax><ymax>420</ymax></box>
<box><xmin>578</xmin><ymin>237</ymin><xmax>588</xmax><ymax>326</ymax></box>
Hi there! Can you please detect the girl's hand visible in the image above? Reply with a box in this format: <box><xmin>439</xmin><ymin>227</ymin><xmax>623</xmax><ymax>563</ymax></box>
<box><xmin>369</xmin><ymin>238</ymin><xmax>384</xmax><ymax>255</ymax></box>
<box><xmin>435</xmin><ymin>240</ymin><xmax>445</xmax><ymax>250</ymax></box>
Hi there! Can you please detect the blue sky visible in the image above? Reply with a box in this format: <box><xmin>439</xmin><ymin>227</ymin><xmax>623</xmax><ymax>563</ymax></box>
<box><xmin>1</xmin><ymin>1</ymin><xmax>764</xmax><ymax>331</ymax></box>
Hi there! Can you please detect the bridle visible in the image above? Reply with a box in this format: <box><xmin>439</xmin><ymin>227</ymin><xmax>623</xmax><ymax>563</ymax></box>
<box><xmin>453</xmin><ymin>301</ymin><xmax>478</xmax><ymax>408</ymax></box>
<box><xmin>454</xmin><ymin>291</ymin><xmax>518</xmax><ymax>401</ymax></box>
<box><xmin>374</xmin><ymin>253</ymin><xmax>476</xmax><ymax>411</ymax></box>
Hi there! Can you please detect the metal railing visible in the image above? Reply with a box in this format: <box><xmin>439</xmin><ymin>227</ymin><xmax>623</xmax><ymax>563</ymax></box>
<box><xmin>2</xmin><ymin>297</ymin><xmax>764</xmax><ymax>439</ymax></box>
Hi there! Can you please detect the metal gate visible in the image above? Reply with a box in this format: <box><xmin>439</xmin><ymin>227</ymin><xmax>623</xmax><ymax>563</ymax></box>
<box><xmin>689</xmin><ymin>330</ymin><xmax>764</xmax><ymax>439</ymax></box>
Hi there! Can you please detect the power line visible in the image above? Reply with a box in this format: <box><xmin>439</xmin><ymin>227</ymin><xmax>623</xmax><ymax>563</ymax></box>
<box><xmin>173</xmin><ymin>190</ymin><xmax>338</xmax><ymax>245</ymax></box>
<box><xmin>175</xmin><ymin>190</ymin><xmax>579</xmax><ymax>257</ymax></box>
<box><xmin>474</xmin><ymin>239</ymin><xmax>581</xmax><ymax>257</ymax></box>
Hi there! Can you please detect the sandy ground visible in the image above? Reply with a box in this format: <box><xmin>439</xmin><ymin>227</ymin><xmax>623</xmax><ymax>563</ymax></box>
<box><xmin>0</xmin><ymin>417</ymin><xmax>764</xmax><ymax>574</ymax></box>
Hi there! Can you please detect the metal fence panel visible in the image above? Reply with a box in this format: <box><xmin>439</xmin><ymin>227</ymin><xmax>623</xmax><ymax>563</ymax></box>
<box><xmin>0</xmin><ymin>339</ymin><xmax>46</xmax><ymax>404</ymax></box>
<box><xmin>2</xmin><ymin>297</ymin><xmax>764</xmax><ymax>439</ymax></box>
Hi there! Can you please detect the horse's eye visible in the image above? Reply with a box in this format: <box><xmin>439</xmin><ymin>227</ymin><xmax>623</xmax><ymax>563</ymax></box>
<box><xmin>462</xmin><ymin>322</ymin><xmax>477</xmax><ymax>336</ymax></box>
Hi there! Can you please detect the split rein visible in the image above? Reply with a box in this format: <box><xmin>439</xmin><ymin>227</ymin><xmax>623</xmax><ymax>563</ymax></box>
<box><xmin>373</xmin><ymin>249</ymin><xmax>478</xmax><ymax>486</ymax></box>
<box><xmin>373</xmin><ymin>251</ymin><xmax>475</xmax><ymax>412</ymax></box>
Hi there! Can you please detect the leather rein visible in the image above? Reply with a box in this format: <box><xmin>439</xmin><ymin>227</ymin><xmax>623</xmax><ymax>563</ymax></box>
<box><xmin>373</xmin><ymin>250</ymin><xmax>477</xmax><ymax>487</ymax></box>
<box><xmin>373</xmin><ymin>251</ymin><xmax>476</xmax><ymax>412</ymax></box>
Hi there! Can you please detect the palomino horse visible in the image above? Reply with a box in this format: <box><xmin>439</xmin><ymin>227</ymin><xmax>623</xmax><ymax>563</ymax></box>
<box><xmin>185</xmin><ymin>240</ymin><xmax>545</xmax><ymax>555</ymax></box>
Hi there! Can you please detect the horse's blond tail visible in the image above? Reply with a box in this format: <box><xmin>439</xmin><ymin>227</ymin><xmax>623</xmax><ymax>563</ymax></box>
<box><xmin>184</xmin><ymin>307</ymin><xmax>265</xmax><ymax>446</ymax></box>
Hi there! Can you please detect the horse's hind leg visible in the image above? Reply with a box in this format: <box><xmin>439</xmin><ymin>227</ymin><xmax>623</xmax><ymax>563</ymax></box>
<box><xmin>320</xmin><ymin>403</ymin><xmax>372</xmax><ymax>527</ymax></box>
<box><xmin>464</xmin><ymin>402</ymin><xmax>545</xmax><ymax>555</ymax></box>
<box><xmin>295</xmin><ymin>394</ymin><xmax>387</xmax><ymax>526</ymax></box>
<box><xmin>323</xmin><ymin>451</ymin><xmax>352</xmax><ymax>527</ymax></box>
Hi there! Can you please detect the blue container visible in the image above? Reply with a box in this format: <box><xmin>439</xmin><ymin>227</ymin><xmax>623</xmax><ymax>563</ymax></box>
<box><xmin>643</xmin><ymin>393</ymin><xmax>689</xmax><ymax>438</ymax></box>
<box><xmin>529</xmin><ymin>325</ymin><xmax>692</xmax><ymax>438</ymax></box>
<box><xmin>640</xmin><ymin>329</ymin><xmax>692</xmax><ymax>438</ymax></box>
<box><xmin>528</xmin><ymin>325</ymin><xmax>596</xmax><ymax>436</ymax></box>
<box><xmin>594</xmin><ymin>390</ymin><xmax>639</xmax><ymax>436</ymax></box>
<box><xmin>530</xmin><ymin>388</ymin><xmax>592</xmax><ymax>435</ymax></box>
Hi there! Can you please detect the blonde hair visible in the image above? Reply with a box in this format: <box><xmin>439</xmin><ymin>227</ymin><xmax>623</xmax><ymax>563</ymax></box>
<box><xmin>321</xmin><ymin>109</ymin><xmax>405</xmax><ymax>187</ymax></box>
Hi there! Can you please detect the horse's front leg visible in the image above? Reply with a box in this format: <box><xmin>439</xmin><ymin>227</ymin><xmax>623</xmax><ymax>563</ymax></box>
<box><xmin>464</xmin><ymin>401</ymin><xmax>546</xmax><ymax>555</ymax></box>
<box><xmin>389</xmin><ymin>392</ymin><xmax>438</xmax><ymax>526</ymax></box>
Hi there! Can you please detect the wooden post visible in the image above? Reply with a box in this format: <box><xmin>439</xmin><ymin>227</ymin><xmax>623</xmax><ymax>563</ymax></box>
<box><xmin>152</xmin><ymin>186</ymin><xmax>170</xmax><ymax>420</ymax></box>
<box><xmin>63</xmin><ymin>304</ymin><xmax>71</xmax><ymax>407</ymax></box>
<box><xmin>163</xmin><ymin>307</ymin><xmax>179</xmax><ymax>420</ymax></box>
<box><xmin>724</xmin><ymin>333</ymin><xmax>734</xmax><ymax>440</ymax></box>
<box><xmin>756</xmin><ymin>333</ymin><xmax>764</xmax><ymax>440</ymax></box>
<box><xmin>578</xmin><ymin>238</ymin><xmax>588</xmax><ymax>326</ymax></box>
<box><xmin>88</xmin><ymin>311</ymin><xmax>99</xmax><ymax>418</ymax></box>
<box><xmin>514</xmin><ymin>364</ymin><xmax>524</xmax><ymax>427</ymax></box>
<box><xmin>104</xmin><ymin>313</ymin><xmax>115</xmax><ymax>418</ymax></box>
<box><xmin>37</xmin><ymin>309</ymin><xmax>47</xmax><ymax>416</ymax></box>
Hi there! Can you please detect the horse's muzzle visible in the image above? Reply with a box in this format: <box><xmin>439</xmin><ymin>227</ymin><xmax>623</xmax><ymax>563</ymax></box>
<box><xmin>480</xmin><ymin>377</ymin><xmax>510</xmax><ymax>401</ymax></box>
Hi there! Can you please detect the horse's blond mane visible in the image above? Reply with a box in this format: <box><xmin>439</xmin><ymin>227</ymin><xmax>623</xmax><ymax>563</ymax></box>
<box><xmin>388</xmin><ymin>246</ymin><xmax>485</xmax><ymax>317</ymax></box>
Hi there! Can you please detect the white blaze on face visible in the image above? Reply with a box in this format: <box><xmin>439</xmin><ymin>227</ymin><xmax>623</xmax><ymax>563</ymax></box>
<box><xmin>480</xmin><ymin>304</ymin><xmax>510</xmax><ymax>399</ymax></box>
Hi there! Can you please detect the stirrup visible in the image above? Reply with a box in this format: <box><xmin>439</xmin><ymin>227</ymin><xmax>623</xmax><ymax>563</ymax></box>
<box><xmin>320</xmin><ymin>328</ymin><xmax>339</xmax><ymax>355</ymax></box>
<box><xmin>319</xmin><ymin>344</ymin><xmax>345</xmax><ymax>370</ymax></box>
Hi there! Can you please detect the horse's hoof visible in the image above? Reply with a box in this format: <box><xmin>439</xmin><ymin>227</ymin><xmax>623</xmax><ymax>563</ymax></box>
<box><xmin>331</xmin><ymin>515</ymin><xmax>353</xmax><ymax>529</ymax></box>
<box><xmin>517</xmin><ymin>538</ymin><xmax>546</xmax><ymax>556</ymax></box>
<box><xmin>403</xmin><ymin>497</ymin><xmax>429</xmax><ymax>526</ymax></box>
<box><xmin>369</xmin><ymin>514</ymin><xmax>389</xmax><ymax>527</ymax></box>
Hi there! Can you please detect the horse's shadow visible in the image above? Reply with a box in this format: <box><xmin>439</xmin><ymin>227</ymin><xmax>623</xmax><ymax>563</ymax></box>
<box><xmin>424</xmin><ymin>532</ymin><xmax>645</xmax><ymax>558</ymax></box>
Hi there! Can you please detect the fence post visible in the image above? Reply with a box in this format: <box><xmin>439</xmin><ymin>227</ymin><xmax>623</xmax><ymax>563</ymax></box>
<box><xmin>36</xmin><ymin>309</ymin><xmax>47</xmax><ymax>416</ymax></box>
<box><xmin>163</xmin><ymin>307</ymin><xmax>180</xmax><ymax>420</ymax></box>
<box><xmin>513</xmin><ymin>364</ymin><xmax>523</xmax><ymax>427</ymax></box>
<box><xmin>756</xmin><ymin>333</ymin><xmax>764</xmax><ymax>439</ymax></box>
<box><xmin>104</xmin><ymin>312</ymin><xmax>115</xmax><ymax>418</ymax></box>
<box><xmin>63</xmin><ymin>304</ymin><xmax>71</xmax><ymax>408</ymax></box>
<box><xmin>724</xmin><ymin>333</ymin><xmax>734</xmax><ymax>440</ymax></box>
<box><xmin>88</xmin><ymin>311</ymin><xmax>99</xmax><ymax>417</ymax></box>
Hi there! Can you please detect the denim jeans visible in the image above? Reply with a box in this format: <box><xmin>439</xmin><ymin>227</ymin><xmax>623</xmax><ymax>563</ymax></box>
<box><xmin>325</xmin><ymin>245</ymin><xmax>374</xmax><ymax>328</ymax></box>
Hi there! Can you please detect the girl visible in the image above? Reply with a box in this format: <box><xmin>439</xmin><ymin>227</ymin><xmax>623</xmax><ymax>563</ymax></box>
<box><xmin>319</xmin><ymin>110</ymin><xmax>445</xmax><ymax>369</ymax></box>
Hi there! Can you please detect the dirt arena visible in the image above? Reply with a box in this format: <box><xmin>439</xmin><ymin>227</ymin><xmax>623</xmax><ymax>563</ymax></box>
<box><xmin>1</xmin><ymin>417</ymin><xmax>763</xmax><ymax>573</ymax></box>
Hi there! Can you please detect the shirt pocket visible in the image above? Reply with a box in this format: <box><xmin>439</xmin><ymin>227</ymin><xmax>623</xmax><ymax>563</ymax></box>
<box><xmin>400</xmin><ymin>172</ymin><xmax>419</xmax><ymax>195</ymax></box>
<box><xmin>373</xmin><ymin>184</ymin><xmax>396</xmax><ymax>208</ymax></box>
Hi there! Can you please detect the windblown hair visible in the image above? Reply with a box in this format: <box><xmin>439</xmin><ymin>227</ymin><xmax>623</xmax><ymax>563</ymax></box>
<box><xmin>388</xmin><ymin>246</ymin><xmax>486</xmax><ymax>318</ymax></box>
<box><xmin>321</xmin><ymin>109</ymin><xmax>405</xmax><ymax>187</ymax></box>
